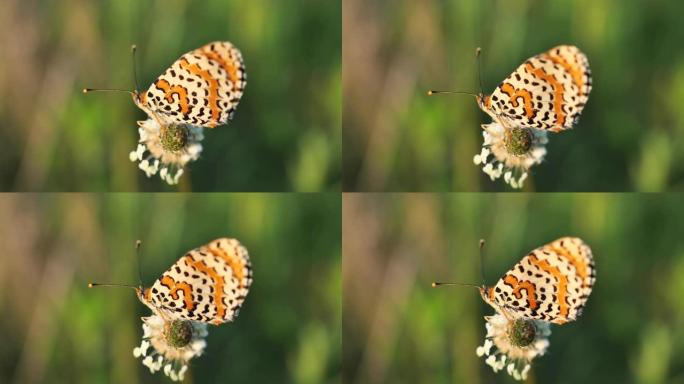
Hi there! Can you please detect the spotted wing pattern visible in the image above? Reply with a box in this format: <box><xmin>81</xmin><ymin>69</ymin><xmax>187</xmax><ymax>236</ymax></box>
<box><xmin>139</xmin><ymin>41</ymin><xmax>247</xmax><ymax>128</ymax></box>
<box><xmin>481</xmin><ymin>45</ymin><xmax>592</xmax><ymax>132</ymax></box>
<box><xmin>142</xmin><ymin>238</ymin><xmax>253</xmax><ymax>325</ymax></box>
<box><xmin>485</xmin><ymin>237</ymin><xmax>595</xmax><ymax>325</ymax></box>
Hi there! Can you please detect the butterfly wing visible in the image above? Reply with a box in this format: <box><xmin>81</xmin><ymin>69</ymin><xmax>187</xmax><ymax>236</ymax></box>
<box><xmin>145</xmin><ymin>238</ymin><xmax>253</xmax><ymax>325</ymax></box>
<box><xmin>140</xmin><ymin>41</ymin><xmax>247</xmax><ymax>128</ymax></box>
<box><xmin>489</xmin><ymin>237</ymin><xmax>595</xmax><ymax>324</ymax></box>
<box><xmin>484</xmin><ymin>45</ymin><xmax>592</xmax><ymax>132</ymax></box>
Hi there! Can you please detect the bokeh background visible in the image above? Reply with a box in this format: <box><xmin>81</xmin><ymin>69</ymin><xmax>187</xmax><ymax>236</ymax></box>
<box><xmin>343</xmin><ymin>193</ymin><xmax>684</xmax><ymax>383</ymax></box>
<box><xmin>343</xmin><ymin>0</ymin><xmax>684</xmax><ymax>191</ymax></box>
<box><xmin>0</xmin><ymin>193</ymin><xmax>341</xmax><ymax>383</ymax></box>
<box><xmin>0</xmin><ymin>0</ymin><xmax>341</xmax><ymax>192</ymax></box>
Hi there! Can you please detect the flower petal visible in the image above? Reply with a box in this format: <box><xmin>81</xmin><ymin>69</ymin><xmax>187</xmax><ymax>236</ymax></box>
<box><xmin>179</xmin><ymin>365</ymin><xmax>188</xmax><ymax>380</ymax></box>
<box><xmin>522</xmin><ymin>364</ymin><xmax>531</xmax><ymax>380</ymax></box>
<box><xmin>483</xmin><ymin>339</ymin><xmax>493</xmax><ymax>355</ymax></box>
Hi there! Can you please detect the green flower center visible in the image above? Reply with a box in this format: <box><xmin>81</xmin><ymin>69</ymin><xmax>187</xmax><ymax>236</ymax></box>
<box><xmin>160</xmin><ymin>125</ymin><xmax>189</xmax><ymax>152</ymax></box>
<box><xmin>163</xmin><ymin>320</ymin><xmax>193</xmax><ymax>348</ymax></box>
<box><xmin>504</xmin><ymin>128</ymin><xmax>533</xmax><ymax>156</ymax></box>
<box><xmin>508</xmin><ymin>318</ymin><xmax>536</xmax><ymax>347</ymax></box>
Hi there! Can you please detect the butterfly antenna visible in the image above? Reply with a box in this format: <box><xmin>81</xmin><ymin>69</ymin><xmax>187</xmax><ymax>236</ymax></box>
<box><xmin>428</xmin><ymin>48</ymin><xmax>485</xmax><ymax>99</ymax></box>
<box><xmin>131</xmin><ymin>44</ymin><xmax>140</xmax><ymax>94</ymax></box>
<box><xmin>82</xmin><ymin>88</ymin><xmax>134</xmax><ymax>94</ymax></box>
<box><xmin>427</xmin><ymin>90</ymin><xmax>478</xmax><ymax>97</ymax></box>
<box><xmin>135</xmin><ymin>240</ymin><xmax>144</xmax><ymax>288</ymax></box>
<box><xmin>88</xmin><ymin>240</ymin><xmax>145</xmax><ymax>291</ymax></box>
<box><xmin>432</xmin><ymin>281</ymin><xmax>481</xmax><ymax>289</ymax></box>
<box><xmin>479</xmin><ymin>239</ymin><xmax>487</xmax><ymax>286</ymax></box>
<box><xmin>476</xmin><ymin>47</ymin><xmax>485</xmax><ymax>96</ymax></box>
<box><xmin>83</xmin><ymin>45</ymin><xmax>140</xmax><ymax>95</ymax></box>
<box><xmin>87</xmin><ymin>282</ymin><xmax>138</xmax><ymax>290</ymax></box>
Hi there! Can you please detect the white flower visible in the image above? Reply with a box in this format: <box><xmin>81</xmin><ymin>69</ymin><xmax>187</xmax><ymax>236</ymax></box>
<box><xmin>474</xmin><ymin>123</ymin><xmax>548</xmax><ymax>189</ymax></box>
<box><xmin>129</xmin><ymin>118</ymin><xmax>204</xmax><ymax>185</ymax></box>
<box><xmin>134</xmin><ymin>315</ymin><xmax>208</xmax><ymax>381</ymax></box>
<box><xmin>476</xmin><ymin>313</ymin><xmax>551</xmax><ymax>381</ymax></box>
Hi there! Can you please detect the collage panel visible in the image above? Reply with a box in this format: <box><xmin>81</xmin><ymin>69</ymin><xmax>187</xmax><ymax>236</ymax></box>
<box><xmin>1</xmin><ymin>0</ymin><xmax>341</xmax><ymax>192</ymax></box>
<box><xmin>0</xmin><ymin>193</ymin><xmax>341</xmax><ymax>383</ymax></box>
<box><xmin>343</xmin><ymin>0</ymin><xmax>684</xmax><ymax>191</ymax></box>
<box><xmin>4</xmin><ymin>0</ymin><xmax>684</xmax><ymax>383</ymax></box>
<box><xmin>343</xmin><ymin>193</ymin><xmax>684</xmax><ymax>382</ymax></box>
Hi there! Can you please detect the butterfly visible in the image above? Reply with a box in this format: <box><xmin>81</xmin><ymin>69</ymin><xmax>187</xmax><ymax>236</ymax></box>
<box><xmin>478</xmin><ymin>237</ymin><xmax>595</xmax><ymax>325</ymax></box>
<box><xmin>475</xmin><ymin>45</ymin><xmax>592</xmax><ymax>133</ymax></box>
<box><xmin>85</xmin><ymin>41</ymin><xmax>246</xmax><ymax>129</ymax></box>
<box><xmin>135</xmin><ymin>238</ymin><xmax>253</xmax><ymax>325</ymax></box>
<box><xmin>133</xmin><ymin>41</ymin><xmax>246</xmax><ymax>129</ymax></box>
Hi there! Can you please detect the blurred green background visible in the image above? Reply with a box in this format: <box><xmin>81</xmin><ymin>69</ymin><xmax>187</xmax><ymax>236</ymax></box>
<box><xmin>0</xmin><ymin>0</ymin><xmax>341</xmax><ymax>192</ymax></box>
<box><xmin>0</xmin><ymin>193</ymin><xmax>341</xmax><ymax>383</ymax></box>
<box><xmin>343</xmin><ymin>193</ymin><xmax>684</xmax><ymax>383</ymax></box>
<box><xmin>343</xmin><ymin>0</ymin><xmax>684</xmax><ymax>191</ymax></box>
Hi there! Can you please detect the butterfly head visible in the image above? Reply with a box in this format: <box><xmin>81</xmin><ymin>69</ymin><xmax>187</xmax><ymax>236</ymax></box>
<box><xmin>478</xmin><ymin>285</ymin><xmax>496</xmax><ymax>306</ymax></box>
<box><xmin>137</xmin><ymin>286</ymin><xmax>147</xmax><ymax>299</ymax></box>
<box><xmin>135</xmin><ymin>286</ymin><xmax>152</xmax><ymax>305</ymax></box>
<box><xmin>476</xmin><ymin>94</ymin><xmax>492</xmax><ymax>112</ymax></box>
<box><xmin>135</xmin><ymin>286</ymin><xmax>165</xmax><ymax>316</ymax></box>
<box><xmin>132</xmin><ymin>91</ymin><xmax>149</xmax><ymax>111</ymax></box>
